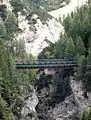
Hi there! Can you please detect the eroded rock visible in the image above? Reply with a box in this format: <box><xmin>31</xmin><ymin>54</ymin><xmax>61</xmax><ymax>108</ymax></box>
<box><xmin>13</xmin><ymin>85</ymin><xmax>39</xmax><ymax>120</ymax></box>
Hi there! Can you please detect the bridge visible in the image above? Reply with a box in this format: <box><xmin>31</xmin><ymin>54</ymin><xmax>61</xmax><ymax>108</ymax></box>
<box><xmin>14</xmin><ymin>59</ymin><xmax>77</xmax><ymax>69</ymax></box>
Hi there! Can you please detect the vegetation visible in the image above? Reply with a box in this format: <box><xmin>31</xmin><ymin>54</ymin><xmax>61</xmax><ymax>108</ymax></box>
<box><xmin>37</xmin><ymin>1</ymin><xmax>91</xmax><ymax>114</ymax></box>
<box><xmin>62</xmin><ymin>0</ymin><xmax>91</xmax><ymax>91</ymax></box>
<box><xmin>0</xmin><ymin>0</ymin><xmax>91</xmax><ymax>119</ymax></box>
<box><xmin>81</xmin><ymin>108</ymin><xmax>91</xmax><ymax>120</ymax></box>
<box><xmin>0</xmin><ymin>97</ymin><xmax>13</xmax><ymax>120</ymax></box>
<box><xmin>39</xmin><ymin>0</ymin><xmax>91</xmax><ymax>92</ymax></box>
<box><xmin>0</xmin><ymin>2</ymin><xmax>37</xmax><ymax>119</ymax></box>
<box><xmin>40</xmin><ymin>0</ymin><xmax>70</xmax><ymax>12</ymax></box>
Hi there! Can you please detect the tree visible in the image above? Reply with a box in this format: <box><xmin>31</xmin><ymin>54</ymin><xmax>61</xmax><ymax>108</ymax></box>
<box><xmin>54</xmin><ymin>34</ymin><xmax>68</xmax><ymax>58</ymax></box>
<box><xmin>63</xmin><ymin>3</ymin><xmax>91</xmax><ymax>56</ymax></box>
<box><xmin>0</xmin><ymin>21</ymin><xmax>7</xmax><ymax>38</ymax></box>
<box><xmin>5</xmin><ymin>13</ymin><xmax>17</xmax><ymax>35</ymax></box>
<box><xmin>54</xmin><ymin>34</ymin><xmax>75</xmax><ymax>59</ymax></box>
<box><xmin>65</xmin><ymin>37</ymin><xmax>75</xmax><ymax>58</ymax></box>
<box><xmin>10</xmin><ymin>0</ymin><xmax>25</xmax><ymax>14</ymax></box>
<box><xmin>75</xmin><ymin>36</ymin><xmax>86</xmax><ymax>55</ymax></box>
<box><xmin>0</xmin><ymin>39</ymin><xmax>13</xmax><ymax>104</ymax></box>
<box><xmin>0</xmin><ymin>97</ymin><xmax>13</xmax><ymax>120</ymax></box>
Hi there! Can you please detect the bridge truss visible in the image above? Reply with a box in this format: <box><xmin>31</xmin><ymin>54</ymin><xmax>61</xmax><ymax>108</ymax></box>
<box><xmin>14</xmin><ymin>59</ymin><xmax>77</xmax><ymax>69</ymax></box>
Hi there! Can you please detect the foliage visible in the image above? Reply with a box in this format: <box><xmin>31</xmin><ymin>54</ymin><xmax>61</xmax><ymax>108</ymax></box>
<box><xmin>63</xmin><ymin>1</ymin><xmax>91</xmax><ymax>56</ymax></box>
<box><xmin>50</xmin><ymin>71</ymin><xmax>72</xmax><ymax>106</ymax></box>
<box><xmin>65</xmin><ymin>37</ymin><xmax>75</xmax><ymax>57</ymax></box>
<box><xmin>75</xmin><ymin>36</ymin><xmax>86</xmax><ymax>56</ymax></box>
<box><xmin>81</xmin><ymin>107</ymin><xmax>91</xmax><ymax>120</ymax></box>
<box><xmin>54</xmin><ymin>34</ymin><xmax>68</xmax><ymax>58</ymax></box>
<box><xmin>38</xmin><ymin>41</ymin><xmax>55</xmax><ymax>59</ymax></box>
<box><xmin>1</xmin><ymin>0</ymin><xmax>91</xmax><ymax>119</ymax></box>
<box><xmin>54</xmin><ymin>34</ymin><xmax>75</xmax><ymax>59</ymax></box>
<box><xmin>61</xmin><ymin>0</ymin><xmax>91</xmax><ymax>91</ymax></box>
<box><xmin>36</xmin><ymin>2</ymin><xmax>91</xmax><ymax>114</ymax></box>
<box><xmin>5</xmin><ymin>13</ymin><xmax>17</xmax><ymax>34</ymax></box>
<box><xmin>0</xmin><ymin>4</ymin><xmax>7</xmax><ymax>21</ymax></box>
<box><xmin>0</xmin><ymin>21</ymin><xmax>7</xmax><ymax>38</ymax></box>
<box><xmin>0</xmin><ymin>2</ymin><xmax>37</xmax><ymax>119</ymax></box>
<box><xmin>88</xmin><ymin>111</ymin><xmax>91</xmax><ymax>120</ymax></box>
<box><xmin>10</xmin><ymin>0</ymin><xmax>25</xmax><ymax>14</ymax></box>
<box><xmin>0</xmin><ymin>97</ymin><xmax>13</xmax><ymax>120</ymax></box>
<box><xmin>77</xmin><ymin>54</ymin><xmax>86</xmax><ymax>79</ymax></box>
<box><xmin>0</xmin><ymin>39</ymin><xmax>13</xmax><ymax>104</ymax></box>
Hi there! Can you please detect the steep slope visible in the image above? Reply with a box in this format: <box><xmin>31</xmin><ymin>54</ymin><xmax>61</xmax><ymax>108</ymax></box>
<box><xmin>49</xmin><ymin>77</ymin><xmax>91</xmax><ymax>120</ymax></box>
<box><xmin>1</xmin><ymin>0</ymin><xmax>88</xmax><ymax>56</ymax></box>
<box><xmin>16</xmin><ymin>13</ymin><xmax>64</xmax><ymax>56</ymax></box>
<box><xmin>48</xmin><ymin>0</ymin><xmax>88</xmax><ymax>20</ymax></box>
<box><xmin>0</xmin><ymin>0</ymin><xmax>91</xmax><ymax>120</ymax></box>
<box><xmin>39</xmin><ymin>0</ymin><xmax>70</xmax><ymax>12</ymax></box>
<box><xmin>16</xmin><ymin>0</ymin><xmax>88</xmax><ymax>56</ymax></box>
<box><xmin>34</xmin><ymin>71</ymin><xmax>91</xmax><ymax>120</ymax></box>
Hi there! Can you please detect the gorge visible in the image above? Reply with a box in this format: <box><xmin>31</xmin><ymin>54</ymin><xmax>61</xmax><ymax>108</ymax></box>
<box><xmin>0</xmin><ymin>0</ymin><xmax>91</xmax><ymax>120</ymax></box>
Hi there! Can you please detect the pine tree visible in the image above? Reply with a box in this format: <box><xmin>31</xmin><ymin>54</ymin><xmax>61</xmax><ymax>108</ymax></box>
<box><xmin>75</xmin><ymin>36</ymin><xmax>86</xmax><ymax>55</ymax></box>
<box><xmin>65</xmin><ymin>37</ymin><xmax>75</xmax><ymax>58</ymax></box>
<box><xmin>0</xmin><ymin>39</ymin><xmax>13</xmax><ymax>104</ymax></box>
<box><xmin>54</xmin><ymin>34</ymin><xmax>68</xmax><ymax>58</ymax></box>
<box><xmin>5</xmin><ymin>13</ymin><xmax>17</xmax><ymax>35</ymax></box>
<box><xmin>0</xmin><ymin>21</ymin><xmax>7</xmax><ymax>38</ymax></box>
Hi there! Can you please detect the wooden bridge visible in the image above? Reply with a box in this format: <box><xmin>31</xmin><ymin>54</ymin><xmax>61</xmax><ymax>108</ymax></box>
<box><xmin>14</xmin><ymin>59</ymin><xmax>77</xmax><ymax>69</ymax></box>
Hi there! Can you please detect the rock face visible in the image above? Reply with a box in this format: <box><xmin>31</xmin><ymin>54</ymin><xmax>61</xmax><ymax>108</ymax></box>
<box><xmin>21</xmin><ymin>94</ymin><xmax>38</xmax><ymax>120</ymax></box>
<box><xmin>1</xmin><ymin>1</ymin><xmax>91</xmax><ymax>120</ymax></box>
<box><xmin>48</xmin><ymin>0</ymin><xmax>88</xmax><ymax>20</ymax></box>
<box><xmin>70</xmin><ymin>77</ymin><xmax>91</xmax><ymax>110</ymax></box>
<box><xmin>35</xmin><ymin>71</ymin><xmax>91</xmax><ymax>120</ymax></box>
<box><xmin>34</xmin><ymin>69</ymin><xmax>73</xmax><ymax>119</ymax></box>
<box><xmin>16</xmin><ymin>13</ymin><xmax>64</xmax><ymax>56</ymax></box>
<box><xmin>13</xmin><ymin>85</ymin><xmax>39</xmax><ymax>120</ymax></box>
<box><xmin>50</xmin><ymin>94</ymin><xmax>79</xmax><ymax>120</ymax></box>
<box><xmin>1</xmin><ymin>0</ymin><xmax>88</xmax><ymax>57</ymax></box>
<box><xmin>0</xmin><ymin>0</ymin><xmax>64</xmax><ymax>57</ymax></box>
<box><xmin>49</xmin><ymin>77</ymin><xmax>91</xmax><ymax>120</ymax></box>
<box><xmin>0</xmin><ymin>0</ymin><xmax>12</xmax><ymax>11</ymax></box>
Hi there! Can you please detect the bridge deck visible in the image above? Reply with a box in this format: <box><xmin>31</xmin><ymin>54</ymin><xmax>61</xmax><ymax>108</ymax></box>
<box><xmin>14</xmin><ymin>59</ymin><xmax>77</xmax><ymax>69</ymax></box>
